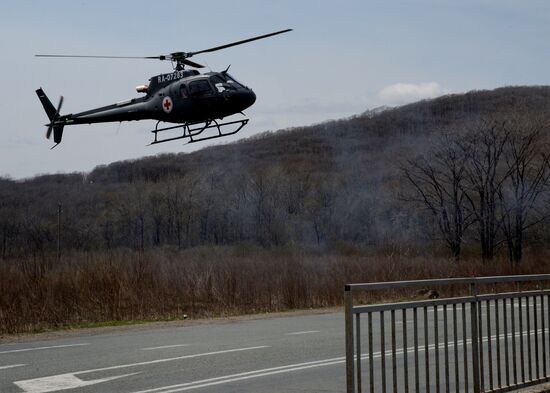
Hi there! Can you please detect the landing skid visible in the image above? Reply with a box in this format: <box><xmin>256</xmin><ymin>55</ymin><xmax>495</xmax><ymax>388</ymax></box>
<box><xmin>149</xmin><ymin>118</ymin><xmax>249</xmax><ymax>145</ymax></box>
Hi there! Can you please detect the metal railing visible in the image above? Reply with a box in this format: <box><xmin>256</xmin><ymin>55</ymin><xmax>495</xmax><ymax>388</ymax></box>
<box><xmin>345</xmin><ymin>274</ymin><xmax>550</xmax><ymax>393</ymax></box>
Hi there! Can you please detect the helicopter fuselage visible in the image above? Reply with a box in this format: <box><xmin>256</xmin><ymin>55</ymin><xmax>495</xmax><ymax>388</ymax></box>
<box><xmin>36</xmin><ymin>28</ymin><xmax>291</xmax><ymax>146</ymax></box>
<box><xmin>57</xmin><ymin>70</ymin><xmax>256</xmax><ymax>126</ymax></box>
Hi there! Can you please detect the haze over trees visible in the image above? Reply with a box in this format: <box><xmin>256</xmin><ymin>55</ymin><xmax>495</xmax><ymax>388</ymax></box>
<box><xmin>1</xmin><ymin>86</ymin><xmax>550</xmax><ymax>333</ymax></box>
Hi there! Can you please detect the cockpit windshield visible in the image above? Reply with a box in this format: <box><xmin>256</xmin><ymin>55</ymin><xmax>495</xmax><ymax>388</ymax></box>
<box><xmin>210</xmin><ymin>73</ymin><xmax>245</xmax><ymax>92</ymax></box>
<box><xmin>210</xmin><ymin>75</ymin><xmax>232</xmax><ymax>92</ymax></box>
<box><xmin>225</xmin><ymin>73</ymin><xmax>245</xmax><ymax>89</ymax></box>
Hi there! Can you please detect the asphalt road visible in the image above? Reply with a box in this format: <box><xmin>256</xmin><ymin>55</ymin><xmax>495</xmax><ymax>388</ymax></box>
<box><xmin>0</xmin><ymin>302</ymin><xmax>545</xmax><ymax>393</ymax></box>
<box><xmin>1</xmin><ymin>312</ymin><xmax>347</xmax><ymax>393</ymax></box>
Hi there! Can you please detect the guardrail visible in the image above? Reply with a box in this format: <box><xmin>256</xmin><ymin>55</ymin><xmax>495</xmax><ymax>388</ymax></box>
<box><xmin>345</xmin><ymin>274</ymin><xmax>550</xmax><ymax>393</ymax></box>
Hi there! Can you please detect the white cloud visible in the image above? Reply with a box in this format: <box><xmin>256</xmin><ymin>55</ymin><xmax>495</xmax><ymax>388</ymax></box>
<box><xmin>378</xmin><ymin>82</ymin><xmax>450</xmax><ymax>105</ymax></box>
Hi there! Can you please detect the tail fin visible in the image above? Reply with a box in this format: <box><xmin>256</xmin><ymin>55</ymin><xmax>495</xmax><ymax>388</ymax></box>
<box><xmin>52</xmin><ymin>125</ymin><xmax>65</xmax><ymax>144</ymax></box>
<box><xmin>36</xmin><ymin>88</ymin><xmax>65</xmax><ymax>146</ymax></box>
<box><xmin>36</xmin><ymin>88</ymin><xmax>57</xmax><ymax>120</ymax></box>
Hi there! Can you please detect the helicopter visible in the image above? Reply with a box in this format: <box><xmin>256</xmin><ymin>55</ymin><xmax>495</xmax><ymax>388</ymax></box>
<box><xmin>35</xmin><ymin>29</ymin><xmax>292</xmax><ymax>148</ymax></box>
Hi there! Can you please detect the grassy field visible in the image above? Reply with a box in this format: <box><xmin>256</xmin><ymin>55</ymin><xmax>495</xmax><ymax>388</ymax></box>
<box><xmin>1</xmin><ymin>245</ymin><xmax>549</xmax><ymax>335</ymax></box>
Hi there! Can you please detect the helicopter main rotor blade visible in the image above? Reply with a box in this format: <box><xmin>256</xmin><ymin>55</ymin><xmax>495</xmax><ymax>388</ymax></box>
<box><xmin>35</xmin><ymin>29</ymin><xmax>292</xmax><ymax>67</ymax></box>
<box><xmin>35</xmin><ymin>54</ymin><xmax>204</xmax><ymax>68</ymax></box>
<box><xmin>187</xmin><ymin>28</ymin><xmax>292</xmax><ymax>57</ymax></box>
<box><xmin>35</xmin><ymin>54</ymin><xmax>158</xmax><ymax>59</ymax></box>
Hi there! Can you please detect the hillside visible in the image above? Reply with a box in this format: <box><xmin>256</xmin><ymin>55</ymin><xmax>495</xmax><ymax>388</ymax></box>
<box><xmin>3</xmin><ymin>86</ymin><xmax>550</xmax><ymax>333</ymax></box>
<box><xmin>2</xmin><ymin>86</ymin><xmax>550</xmax><ymax>254</ymax></box>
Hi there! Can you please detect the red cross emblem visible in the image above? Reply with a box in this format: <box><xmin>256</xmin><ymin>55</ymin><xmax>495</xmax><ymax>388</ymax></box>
<box><xmin>162</xmin><ymin>96</ymin><xmax>173</xmax><ymax>113</ymax></box>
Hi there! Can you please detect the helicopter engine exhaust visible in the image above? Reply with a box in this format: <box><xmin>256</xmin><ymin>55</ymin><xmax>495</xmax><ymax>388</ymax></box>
<box><xmin>136</xmin><ymin>85</ymin><xmax>149</xmax><ymax>93</ymax></box>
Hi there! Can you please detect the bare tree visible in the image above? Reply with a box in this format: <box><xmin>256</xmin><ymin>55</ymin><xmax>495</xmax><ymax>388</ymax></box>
<box><xmin>305</xmin><ymin>180</ymin><xmax>338</xmax><ymax>246</ymax></box>
<box><xmin>498</xmin><ymin>119</ymin><xmax>550</xmax><ymax>264</ymax></box>
<box><xmin>249</xmin><ymin>167</ymin><xmax>287</xmax><ymax>246</ymax></box>
<box><xmin>401</xmin><ymin>136</ymin><xmax>473</xmax><ymax>260</ymax></box>
<box><xmin>458</xmin><ymin>120</ymin><xmax>511</xmax><ymax>261</ymax></box>
<box><xmin>0</xmin><ymin>207</ymin><xmax>19</xmax><ymax>260</ymax></box>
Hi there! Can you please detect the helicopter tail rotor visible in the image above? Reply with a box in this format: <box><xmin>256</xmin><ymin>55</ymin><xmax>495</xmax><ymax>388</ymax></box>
<box><xmin>45</xmin><ymin>96</ymin><xmax>63</xmax><ymax>140</ymax></box>
<box><xmin>36</xmin><ymin>88</ymin><xmax>65</xmax><ymax>145</ymax></box>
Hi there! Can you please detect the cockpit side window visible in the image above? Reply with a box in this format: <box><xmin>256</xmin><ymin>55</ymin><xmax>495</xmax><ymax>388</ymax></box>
<box><xmin>188</xmin><ymin>80</ymin><xmax>214</xmax><ymax>97</ymax></box>
<box><xmin>180</xmin><ymin>84</ymin><xmax>188</xmax><ymax>98</ymax></box>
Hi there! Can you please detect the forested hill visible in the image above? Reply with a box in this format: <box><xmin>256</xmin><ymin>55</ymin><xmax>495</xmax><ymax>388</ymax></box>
<box><xmin>87</xmin><ymin>86</ymin><xmax>550</xmax><ymax>184</ymax></box>
<box><xmin>2</xmin><ymin>86</ymin><xmax>550</xmax><ymax>258</ymax></box>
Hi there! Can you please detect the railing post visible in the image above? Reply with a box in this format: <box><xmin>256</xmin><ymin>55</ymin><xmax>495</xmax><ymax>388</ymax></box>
<box><xmin>470</xmin><ymin>282</ymin><xmax>481</xmax><ymax>393</ymax></box>
<box><xmin>346</xmin><ymin>285</ymin><xmax>356</xmax><ymax>393</ymax></box>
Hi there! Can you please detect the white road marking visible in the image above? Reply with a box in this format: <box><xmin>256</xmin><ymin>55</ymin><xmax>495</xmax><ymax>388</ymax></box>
<box><xmin>141</xmin><ymin>344</ymin><xmax>191</xmax><ymax>351</ymax></box>
<box><xmin>15</xmin><ymin>372</ymin><xmax>138</xmax><ymax>393</ymax></box>
<box><xmin>285</xmin><ymin>330</ymin><xmax>320</xmax><ymax>336</ymax></box>
<box><xmin>12</xmin><ymin>346</ymin><xmax>268</xmax><ymax>393</ymax></box>
<box><xmin>132</xmin><ymin>328</ymin><xmax>546</xmax><ymax>393</ymax></box>
<box><xmin>73</xmin><ymin>346</ymin><xmax>269</xmax><ymax>374</ymax></box>
<box><xmin>131</xmin><ymin>358</ymin><xmax>345</xmax><ymax>393</ymax></box>
<box><xmin>0</xmin><ymin>343</ymin><xmax>89</xmax><ymax>355</ymax></box>
<box><xmin>0</xmin><ymin>364</ymin><xmax>25</xmax><ymax>370</ymax></box>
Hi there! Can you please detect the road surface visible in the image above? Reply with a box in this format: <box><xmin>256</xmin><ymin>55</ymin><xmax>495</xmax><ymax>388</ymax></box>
<box><xmin>1</xmin><ymin>312</ymin><xmax>347</xmax><ymax>393</ymax></box>
<box><xmin>0</xmin><ymin>303</ymin><xmax>545</xmax><ymax>393</ymax></box>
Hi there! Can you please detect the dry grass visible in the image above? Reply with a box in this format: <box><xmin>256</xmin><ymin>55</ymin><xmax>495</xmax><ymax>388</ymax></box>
<box><xmin>1</xmin><ymin>246</ymin><xmax>549</xmax><ymax>334</ymax></box>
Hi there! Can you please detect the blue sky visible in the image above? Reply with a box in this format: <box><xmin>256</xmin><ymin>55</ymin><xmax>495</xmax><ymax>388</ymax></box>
<box><xmin>1</xmin><ymin>0</ymin><xmax>550</xmax><ymax>178</ymax></box>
